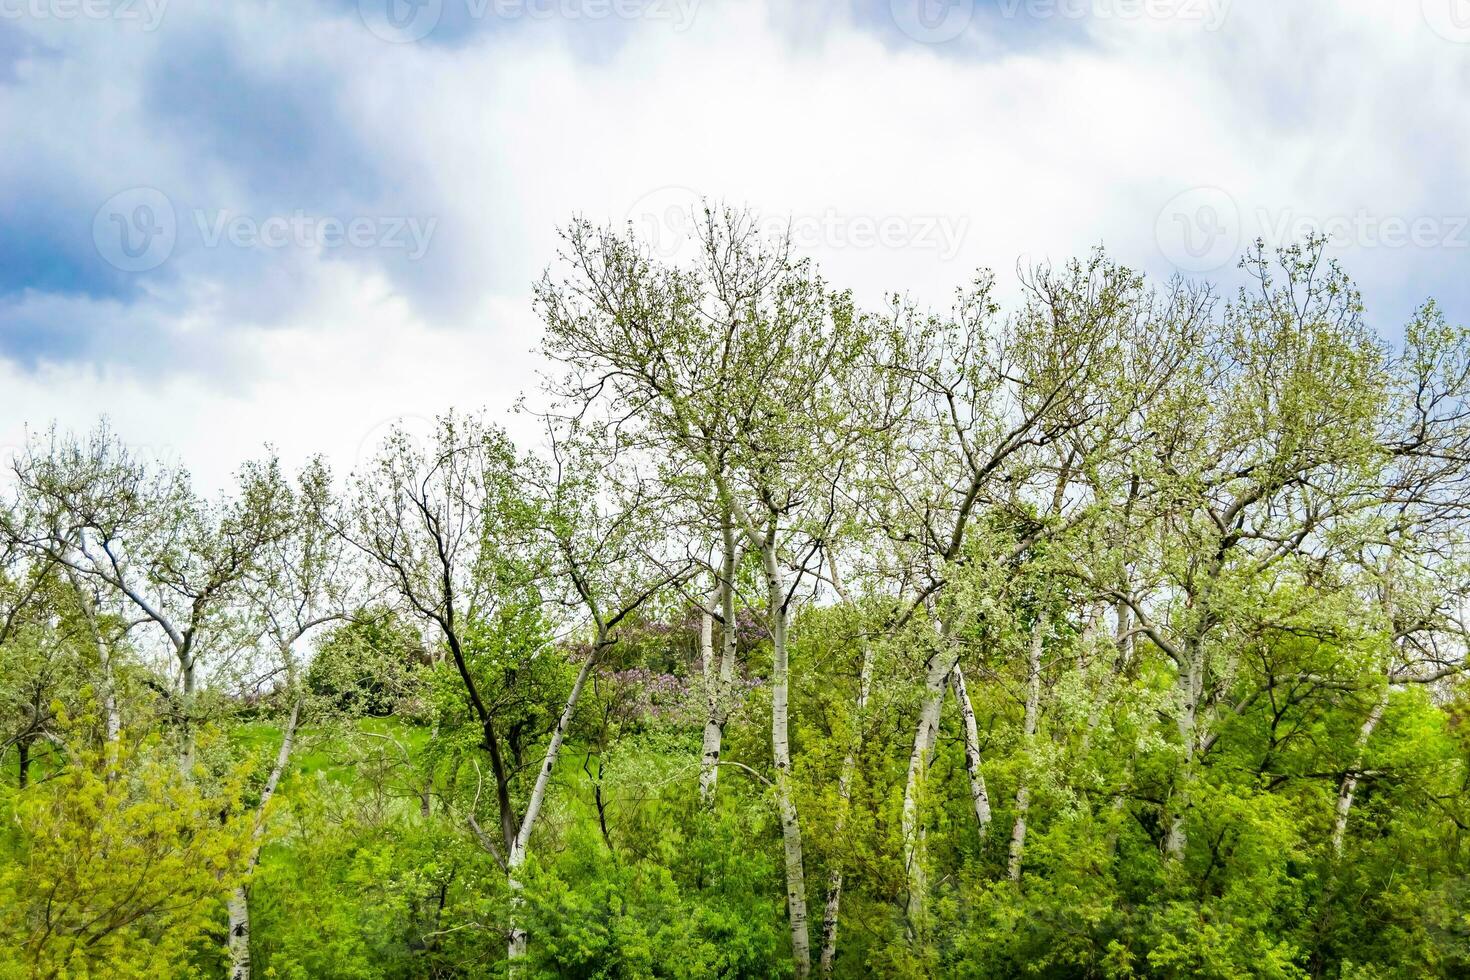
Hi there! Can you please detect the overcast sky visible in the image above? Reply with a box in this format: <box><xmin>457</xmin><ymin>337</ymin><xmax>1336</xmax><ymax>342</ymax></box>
<box><xmin>3</xmin><ymin>0</ymin><xmax>1469</xmax><ymax>489</ymax></box>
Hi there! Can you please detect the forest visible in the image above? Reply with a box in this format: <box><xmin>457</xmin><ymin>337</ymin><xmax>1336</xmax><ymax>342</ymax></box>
<box><xmin>2</xmin><ymin>211</ymin><xmax>1468</xmax><ymax>978</ymax></box>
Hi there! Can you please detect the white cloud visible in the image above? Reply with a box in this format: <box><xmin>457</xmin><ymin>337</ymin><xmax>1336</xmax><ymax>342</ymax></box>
<box><xmin>5</xmin><ymin>0</ymin><xmax>1470</xmax><ymax>489</ymax></box>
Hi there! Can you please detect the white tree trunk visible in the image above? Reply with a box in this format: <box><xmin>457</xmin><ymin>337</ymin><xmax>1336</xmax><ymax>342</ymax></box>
<box><xmin>227</xmin><ymin>889</ymin><xmax>251</xmax><ymax>980</ymax></box>
<box><xmin>819</xmin><ymin>632</ymin><xmax>875</xmax><ymax>976</ymax></box>
<box><xmin>700</xmin><ymin>527</ymin><xmax>740</xmax><ymax>807</ymax></box>
<box><xmin>103</xmin><ymin>656</ymin><xmax>121</xmax><ymax>743</ymax></box>
<box><xmin>507</xmin><ymin>644</ymin><xmax>601</xmax><ymax>966</ymax></box>
<box><xmin>764</xmin><ymin>543</ymin><xmax>811</xmax><ymax>978</ymax></box>
<box><xmin>1092</xmin><ymin>601</ymin><xmax>1134</xmax><ymax>854</ymax></box>
<box><xmin>1007</xmin><ymin>615</ymin><xmax>1045</xmax><ymax>881</ymax></box>
<box><xmin>950</xmin><ymin>664</ymin><xmax>992</xmax><ymax>841</ymax></box>
<box><xmin>1333</xmin><ymin>572</ymin><xmax>1398</xmax><ymax>858</ymax></box>
<box><xmin>1332</xmin><ymin>688</ymin><xmax>1387</xmax><ymax>855</ymax></box>
<box><xmin>698</xmin><ymin>602</ymin><xmax>721</xmax><ymax>805</ymax></box>
<box><xmin>229</xmin><ymin>697</ymin><xmax>301</xmax><ymax>980</ymax></box>
<box><xmin>900</xmin><ymin>622</ymin><xmax>954</xmax><ymax>940</ymax></box>
<box><xmin>507</xmin><ymin>838</ymin><xmax>529</xmax><ymax>965</ymax></box>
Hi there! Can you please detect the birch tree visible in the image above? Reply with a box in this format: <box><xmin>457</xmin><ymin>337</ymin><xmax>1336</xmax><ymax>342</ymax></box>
<box><xmin>1084</xmin><ymin>243</ymin><xmax>1388</xmax><ymax>859</ymax></box>
<box><xmin>3</xmin><ymin>426</ymin><xmax>293</xmax><ymax>771</ymax></box>
<box><xmin>871</xmin><ymin>254</ymin><xmax>1142</xmax><ymax>939</ymax></box>
<box><xmin>495</xmin><ymin>418</ymin><xmax>691</xmax><ymax>962</ymax></box>
<box><xmin>1328</xmin><ymin>301</ymin><xmax>1470</xmax><ymax>854</ymax></box>
<box><xmin>538</xmin><ymin>207</ymin><xmax>874</xmax><ymax>976</ymax></box>
<box><xmin>226</xmin><ymin>458</ymin><xmax>353</xmax><ymax>980</ymax></box>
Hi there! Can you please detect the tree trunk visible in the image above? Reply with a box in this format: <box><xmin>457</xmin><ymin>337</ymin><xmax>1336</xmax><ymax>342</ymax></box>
<box><xmin>228</xmin><ymin>697</ymin><xmax>301</xmax><ymax>980</ymax></box>
<box><xmin>227</xmin><ymin>888</ymin><xmax>252</xmax><ymax>980</ymax></box>
<box><xmin>764</xmin><ymin>543</ymin><xmax>811</xmax><ymax>978</ymax></box>
<box><xmin>1332</xmin><ymin>687</ymin><xmax>1387</xmax><ymax>855</ymax></box>
<box><xmin>103</xmin><ymin>655</ymin><xmax>121</xmax><ymax>744</ymax></box>
<box><xmin>699</xmin><ymin>604</ymin><xmax>721</xmax><ymax>804</ymax></box>
<box><xmin>1007</xmin><ymin>614</ymin><xmax>1045</xmax><ymax>881</ymax></box>
<box><xmin>180</xmin><ymin>655</ymin><xmax>198</xmax><ymax>774</ymax></box>
<box><xmin>697</xmin><ymin>562</ymin><xmax>737</xmax><ymax>808</ymax></box>
<box><xmin>1334</xmin><ymin>573</ymin><xmax>1399</xmax><ymax>857</ymax></box>
<box><xmin>1091</xmin><ymin>600</ymin><xmax>1135</xmax><ymax>855</ymax></box>
<box><xmin>819</xmin><ymin>632</ymin><xmax>876</xmax><ymax>976</ymax></box>
<box><xmin>950</xmin><ymin>664</ymin><xmax>993</xmax><ymax>842</ymax></box>
<box><xmin>900</xmin><ymin>619</ymin><xmax>954</xmax><ymax>943</ymax></box>
<box><xmin>507</xmin><ymin>642</ymin><xmax>602</xmax><ymax>967</ymax></box>
<box><xmin>16</xmin><ymin>736</ymin><xmax>31</xmax><ymax>789</ymax></box>
<box><xmin>700</xmin><ymin>523</ymin><xmax>740</xmax><ymax>807</ymax></box>
<box><xmin>507</xmin><ymin>845</ymin><xmax>528</xmax><ymax>964</ymax></box>
<box><xmin>1113</xmin><ymin>597</ymin><xmax>1133</xmax><ymax>670</ymax></box>
<box><xmin>1164</xmin><ymin>651</ymin><xmax>1202</xmax><ymax>860</ymax></box>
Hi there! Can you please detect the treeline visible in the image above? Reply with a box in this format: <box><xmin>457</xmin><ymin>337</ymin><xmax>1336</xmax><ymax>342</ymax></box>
<box><xmin>1</xmin><ymin>212</ymin><xmax>1469</xmax><ymax>977</ymax></box>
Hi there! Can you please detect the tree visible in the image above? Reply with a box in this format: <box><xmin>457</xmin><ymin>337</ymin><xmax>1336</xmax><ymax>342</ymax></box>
<box><xmin>3</xmin><ymin>425</ymin><xmax>294</xmax><ymax>771</ymax></box>
<box><xmin>337</xmin><ymin>415</ymin><xmax>526</xmax><ymax>880</ymax></box>
<box><xmin>539</xmin><ymin>207</ymin><xmax>875</xmax><ymax>976</ymax></box>
<box><xmin>3</xmin><ymin>227</ymin><xmax>1470</xmax><ymax>978</ymax></box>
<box><xmin>0</xmin><ymin>732</ymin><xmax>251</xmax><ymax>977</ymax></box>
<box><xmin>867</xmin><ymin>253</ymin><xmax>1149</xmax><ymax>941</ymax></box>
<box><xmin>226</xmin><ymin>457</ymin><xmax>354</xmax><ymax>980</ymax></box>
<box><xmin>494</xmin><ymin>416</ymin><xmax>692</xmax><ymax>963</ymax></box>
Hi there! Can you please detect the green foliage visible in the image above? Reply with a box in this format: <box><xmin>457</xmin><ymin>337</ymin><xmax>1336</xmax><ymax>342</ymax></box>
<box><xmin>307</xmin><ymin>609</ymin><xmax>428</xmax><ymax>718</ymax></box>
<box><xmin>3</xmin><ymin>235</ymin><xmax>1470</xmax><ymax>978</ymax></box>
<box><xmin>518</xmin><ymin>818</ymin><xmax>787</xmax><ymax>979</ymax></box>
<box><xmin>248</xmin><ymin>784</ymin><xmax>501</xmax><ymax>979</ymax></box>
<box><xmin>0</xmin><ymin>730</ymin><xmax>252</xmax><ymax>978</ymax></box>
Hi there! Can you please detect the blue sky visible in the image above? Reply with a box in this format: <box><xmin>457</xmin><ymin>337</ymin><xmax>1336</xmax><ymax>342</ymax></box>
<box><xmin>2</xmin><ymin>0</ymin><xmax>1469</xmax><ymax>486</ymax></box>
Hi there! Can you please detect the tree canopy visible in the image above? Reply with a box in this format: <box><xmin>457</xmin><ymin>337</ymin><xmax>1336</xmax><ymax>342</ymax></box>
<box><xmin>2</xmin><ymin>216</ymin><xmax>1468</xmax><ymax>978</ymax></box>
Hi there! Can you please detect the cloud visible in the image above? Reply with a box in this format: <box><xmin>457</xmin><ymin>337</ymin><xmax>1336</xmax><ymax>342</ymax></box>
<box><xmin>2</xmin><ymin>0</ymin><xmax>1468</xmax><ymax>486</ymax></box>
<box><xmin>142</xmin><ymin>28</ymin><xmax>384</xmax><ymax>205</ymax></box>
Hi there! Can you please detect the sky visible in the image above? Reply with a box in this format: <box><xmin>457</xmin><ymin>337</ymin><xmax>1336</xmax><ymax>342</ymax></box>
<box><xmin>2</xmin><ymin>0</ymin><xmax>1469</xmax><ymax>490</ymax></box>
